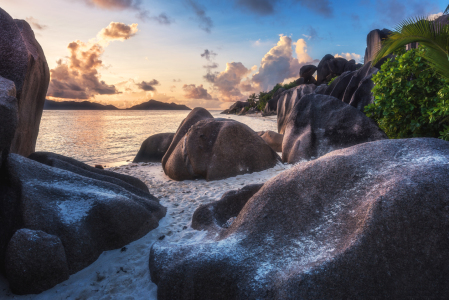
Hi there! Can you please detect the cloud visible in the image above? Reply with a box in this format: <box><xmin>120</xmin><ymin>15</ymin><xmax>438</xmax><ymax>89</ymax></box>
<box><xmin>428</xmin><ymin>12</ymin><xmax>443</xmax><ymax>21</ymax></box>
<box><xmin>25</xmin><ymin>17</ymin><xmax>47</xmax><ymax>30</ymax></box>
<box><xmin>81</xmin><ymin>0</ymin><xmax>173</xmax><ymax>23</ymax></box>
<box><xmin>235</xmin><ymin>0</ymin><xmax>333</xmax><ymax>17</ymax></box>
<box><xmin>152</xmin><ymin>13</ymin><xmax>173</xmax><ymax>25</ymax></box>
<box><xmin>47</xmin><ymin>22</ymin><xmax>138</xmax><ymax>100</ymax></box>
<box><xmin>170</xmin><ymin>85</ymin><xmax>176</xmax><ymax>92</ymax></box>
<box><xmin>201</xmin><ymin>49</ymin><xmax>217</xmax><ymax>61</ymax></box>
<box><xmin>137</xmin><ymin>79</ymin><xmax>160</xmax><ymax>91</ymax></box>
<box><xmin>183</xmin><ymin>84</ymin><xmax>213</xmax><ymax>100</ymax></box>
<box><xmin>252</xmin><ymin>35</ymin><xmax>318</xmax><ymax>91</ymax></box>
<box><xmin>212</xmin><ymin>62</ymin><xmax>253</xmax><ymax>102</ymax></box>
<box><xmin>98</xmin><ymin>22</ymin><xmax>138</xmax><ymax>41</ymax></box>
<box><xmin>173</xmin><ymin>79</ymin><xmax>182</xmax><ymax>82</ymax></box>
<box><xmin>334</xmin><ymin>52</ymin><xmax>362</xmax><ymax>62</ymax></box>
<box><xmin>186</xmin><ymin>0</ymin><xmax>213</xmax><ymax>33</ymax></box>
<box><xmin>374</xmin><ymin>0</ymin><xmax>438</xmax><ymax>27</ymax></box>
<box><xmin>302</xmin><ymin>26</ymin><xmax>321</xmax><ymax>41</ymax></box>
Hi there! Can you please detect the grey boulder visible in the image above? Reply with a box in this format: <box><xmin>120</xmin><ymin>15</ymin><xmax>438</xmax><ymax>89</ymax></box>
<box><xmin>0</xmin><ymin>76</ymin><xmax>17</xmax><ymax>158</ymax></box>
<box><xmin>0</xmin><ymin>9</ymin><xmax>50</xmax><ymax>157</ymax></box>
<box><xmin>133</xmin><ymin>133</ymin><xmax>175</xmax><ymax>163</ymax></box>
<box><xmin>150</xmin><ymin>138</ymin><xmax>449</xmax><ymax>300</ymax></box>
<box><xmin>282</xmin><ymin>94</ymin><xmax>387</xmax><ymax>163</ymax></box>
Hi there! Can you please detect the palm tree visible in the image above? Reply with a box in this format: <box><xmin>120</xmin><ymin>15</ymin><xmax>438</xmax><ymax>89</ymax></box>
<box><xmin>373</xmin><ymin>6</ymin><xmax>449</xmax><ymax>81</ymax></box>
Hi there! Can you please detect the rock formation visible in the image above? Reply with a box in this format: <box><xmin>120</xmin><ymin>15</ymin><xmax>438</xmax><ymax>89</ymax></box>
<box><xmin>0</xmin><ymin>76</ymin><xmax>17</xmax><ymax>163</ymax></box>
<box><xmin>364</xmin><ymin>29</ymin><xmax>392</xmax><ymax>65</ymax></box>
<box><xmin>163</xmin><ymin>116</ymin><xmax>280</xmax><ymax>181</ymax></box>
<box><xmin>258</xmin><ymin>130</ymin><xmax>283</xmax><ymax>152</ymax></box>
<box><xmin>0</xmin><ymin>9</ymin><xmax>50</xmax><ymax>157</ymax></box>
<box><xmin>220</xmin><ymin>101</ymin><xmax>250</xmax><ymax>114</ymax></box>
<box><xmin>281</xmin><ymin>94</ymin><xmax>387</xmax><ymax>163</ymax></box>
<box><xmin>133</xmin><ymin>133</ymin><xmax>175</xmax><ymax>163</ymax></box>
<box><xmin>150</xmin><ymin>138</ymin><xmax>449</xmax><ymax>299</ymax></box>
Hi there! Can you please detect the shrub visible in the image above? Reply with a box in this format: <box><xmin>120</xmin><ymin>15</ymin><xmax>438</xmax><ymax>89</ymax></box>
<box><xmin>365</xmin><ymin>46</ymin><xmax>449</xmax><ymax>140</ymax></box>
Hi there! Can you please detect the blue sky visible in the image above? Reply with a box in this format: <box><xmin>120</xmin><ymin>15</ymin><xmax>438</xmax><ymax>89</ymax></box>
<box><xmin>2</xmin><ymin>0</ymin><xmax>446</xmax><ymax>108</ymax></box>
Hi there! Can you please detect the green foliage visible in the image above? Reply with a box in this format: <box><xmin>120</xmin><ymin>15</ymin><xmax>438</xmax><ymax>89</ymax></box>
<box><xmin>255</xmin><ymin>80</ymin><xmax>302</xmax><ymax>110</ymax></box>
<box><xmin>365</xmin><ymin>47</ymin><xmax>449</xmax><ymax>140</ymax></box>
<box><xmin>327</xmin><ymin>75</ymin><xmax>338</xmax><ymax>86</ymax></box>
<box><xmin>372</xmin><ymin>14</ymin><xmax>449</xmax><ymax>81</ymax></box>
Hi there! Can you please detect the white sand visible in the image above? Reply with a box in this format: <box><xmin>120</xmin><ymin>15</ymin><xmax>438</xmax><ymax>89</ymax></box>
<box><xmin>0</xmin><ymin>161</ymin><xmax>291</xmax><ymax>300</ymax></box>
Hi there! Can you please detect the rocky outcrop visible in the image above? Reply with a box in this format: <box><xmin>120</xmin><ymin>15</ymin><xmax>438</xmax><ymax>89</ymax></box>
<box><xmin>0</xmin><ymin>76</ymin><xmax>17</xmax><ymax>161</ymax></box>
<box><xmin>282</xmin><ymin>94</ymin><xmax>387</xmax><ymax>163</ymax></box>
<box><xmin>259</xmin><ymin>130</ymin><xmax>283</xmax><ymax>152</ymax></box>
<box><xmin>277</xmin><ymin>84</ymin><xmax>317</xmax><ymax>134</ymax></box>
<box><xmin>364</xmin><ymin>29</ymin><xmax>392</xmax><ymax>65</ymax></box>
<box><xmin>299</xmin><ymin>65</ymin><xmax>317</xmax><ymax>84</ymax></box>
<box><xmin>220</xmin><ymin>101</ymin><xmax>249</xmax><ymax>114</ymax></box>
<box><xmin>262</xmin><ymin>88</ymin><xmax>285</xmax><ymax>116</ymax></box>
<box><xmin>162</xmin><ymin>107</ymin><xmax>213</xmax><ymax>169</ymax></box>
<box><xmin>0</xmin><ymin>153</ymin><xmax>166</xmax><ymax>294</ymax></box>
<box><xmin>0</xmin><ymin>9</ymin><xmax>50</xmax><ymax>157</ymax></box>
<box><xmin>316</xmin><ymin>55</ymin><xmax>356</xmax><ymax>85</ymax></box>
<box><xmin>163</xmin><ymin>112</ymin><xmax>280</xmax><ymax>181</ymax></box>
<box><xmin>150</xmin><ymin>138</ymin><xmax>449</xmax><ymax>300</ymax></box>
<box><xmin>133</xmin><ymin>133</ymin><xmax>175</xmax><ymax>163</ymax></box>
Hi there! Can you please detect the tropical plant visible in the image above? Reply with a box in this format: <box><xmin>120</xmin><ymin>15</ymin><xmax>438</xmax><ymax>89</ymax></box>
<box><xmin>372</xmin><ymin>9</ymin><xmax>449</xmax><ymax>81</ymax></box>
<box><xmin>365</xmin><ymin>47</ymin><xmax>449</xmax><ymax>140</ymax></box>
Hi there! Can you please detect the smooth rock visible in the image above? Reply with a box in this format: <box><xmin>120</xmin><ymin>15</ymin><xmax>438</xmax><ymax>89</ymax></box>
<box><xmin>133</xmin><ymin>133</ymin><xmax>175</xmax><ymax>163</ymax></box>
<box><xmin>0</xmin><ymin>76</ymin><xmax>18</xmax><ymax>156</ymax></box>
<box><xmin>364</xmin><ymin>29</ymin><xmax>392</xmax><ymax>64</ymax></box>
<box><xmin>163</xmin><ymin>119</ymin><xmax>280</xmax><ymax>181</ymax></box>
<box><xmin>150</xmin><ymin>138</ymin><xmax>449</xmax><ymax>300</ymax></box>
<box><xmin>260</xmin><ymin>130</ymin><xmax>283</xmax><ymax>152</ymax></box>
<box><xmin>5</xmin><ymin>229</ymin><xmax>69</xmax><ymax>295</ymax></box>
<box><xmin>0</xmin><ymin>9</ymin><xmax>50</xmax><ymax>157</ymax></box>
<box><xmin>282</xmin><ymin>94</ymin><xmax>387</xmax><ymax>163</ymax></box>
<box><xmin>300</xmin><ymin>65</ymin><xmax>317</xmax><ymax>79</ymax></box>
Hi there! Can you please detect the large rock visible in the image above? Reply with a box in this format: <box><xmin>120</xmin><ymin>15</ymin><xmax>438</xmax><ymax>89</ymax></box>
<box><xmin>259</xmin><ymin>130</ymin><xmax>283</xmax><ymax>152</ymax></box>
<box><xmin>300</xmin><ymin>65</ymin><xmax>317</xmax><ymax>79</ymax></box>
<box><xmin>0</xmin><ymin>9</ymin><xmax>50</xmax><ymax>157</ymax></box>
<box><xmin>220</xmin><ymin>101</ymin><xmax>249</xmax><ymax>114</ymax></box>
<box><xmin>163</xmin><ymin>118</ymin><xmax>280</xmax><ymax>181</ymax></box>
<box><xmin>150</xmin><ymin>138</ymin><xmax>449</xmax><ymax>299</ymax></box>
<box><xmin>133</xmin><ymin>133</ymin><xmax>175</xmax><ymax>163</ymax></box>
<box><xmin>0</xmin><ymin>153</ymin><xmax>166</xmax><ymax>294</ymax></box>
<box><xmin>162</xmin><ymin>107</ymin><xmax>213</xmax><ymax>170</ymax></box>
<box><xmin>5</xmin><ymin>229</ymin><xmax>69</xmax><ymax>295</ymax></box>
<box><xmin>364</xmin><ymin>29</ymin><xmax>392</xmax><ymax>64</ymax></box>
<box><xmin>282</xmin><ymin>94</ymin><xmax>387</xmax><ymax>163</ymax></box>
<box><xmin>29</xmin><ymin>152</ymin><xmax>150</xmax><ymax>194</ymax></box>
<box><xmin>0</xmin><ymin>76</ymin><xmax>18</xmax><ymax>158</ymax></box>
<box><xmin>316</xmin><ymin>55</ymin><xmax>350</xmax><ymax>85</ymax></box>
<box><xmin>277</xmin><ymin>84</ymin><xmax>317</xmax><ymax>134</ymax></box>
<box><xmin>262</xmin><ymin>87</ymin><xmax>285</xmax><ymax>116</ymax></box>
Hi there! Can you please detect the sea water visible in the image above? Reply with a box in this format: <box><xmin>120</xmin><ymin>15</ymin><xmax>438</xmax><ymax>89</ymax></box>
<box><xmin>36</xmin><ymin>110</ymin><xmax>278</xmax><ymax>166</ymax></box>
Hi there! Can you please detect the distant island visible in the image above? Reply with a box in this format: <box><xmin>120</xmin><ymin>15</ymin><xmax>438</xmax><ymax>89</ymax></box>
<box><xmin>126</xmin><ymin>100</ymin><xmax>191</xmax><ymax>110</ymax></box>
<box><xmin>44</xmin><ymin>99</ymin><xmax>191</xmax><ymax>111</ymax></box>
<box><xmin>44</xmin><ymin>100</ymin><xmax>119</xmax><ymax>110</ymax></box>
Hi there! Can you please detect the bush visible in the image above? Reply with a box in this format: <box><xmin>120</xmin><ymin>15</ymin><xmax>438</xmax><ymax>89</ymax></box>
<box><xmin>256</xmin><ymin>80</ymin><xmax>302</xmax><ymax>111</ymax></box>
<box><xmin>365</xmin><ymin>46</ymin><xmax>449</xmax><ymax>140</ymax></box>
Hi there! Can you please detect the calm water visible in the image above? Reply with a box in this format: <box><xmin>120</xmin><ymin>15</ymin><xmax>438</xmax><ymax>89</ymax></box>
<box><xmin>36</xmin><ymin>110</ymin><xmax>278</xmax><ymax>166</ymax></box>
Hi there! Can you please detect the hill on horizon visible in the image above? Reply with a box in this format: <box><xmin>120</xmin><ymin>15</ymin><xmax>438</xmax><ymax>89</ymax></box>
<box><xmin>44</xmin><ymin>99</ymin><xmax>191</xmax><ymax>110</ymax></box>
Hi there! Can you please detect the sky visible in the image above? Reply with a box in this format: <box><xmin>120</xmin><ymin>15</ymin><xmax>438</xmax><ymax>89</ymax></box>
<box><xmin>2</xmin><ymin>0</ymin><xmax>446</xmax><ymax>109</ymax></box>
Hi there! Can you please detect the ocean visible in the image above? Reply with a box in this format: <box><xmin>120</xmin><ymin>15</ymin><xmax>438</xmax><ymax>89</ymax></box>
<box><xmin>35</xmin><ymin>110</ymin><xmax>278</xmax><ymax>166</ymax></box>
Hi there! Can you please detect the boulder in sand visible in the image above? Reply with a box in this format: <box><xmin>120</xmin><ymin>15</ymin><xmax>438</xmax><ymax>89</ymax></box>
<box><xmin>5</xmin><ymin>229</ymin><xmax>69</xmax><ymax>295</ymax></box>
<box><xmin>282</xmin><ymin>94</ymin><xmax>387</xmax><ymax>163</ymax></box>
<box><xmin>150</xmin><ymin>138</ymin><xmax>449</xmax><ymax>299</ymax></box>
<box><xmin>220</xmin><ymin>101</ymin><xmax>249</xmax><ymax>114</ymax></box>
<box><xmin>259</xmin><ymin>130</ymin><xmax>283</xmax><ymax>152</ymax></box>
<box><xmin>0</xmin><ymin>9</ymin><xmax>50</xmax><ymax>157</ymax></box>
<box><xmin>133</xmin><ymin>133</ymin><xmax>175</xmax><ymax>163</ymax></box>
<box><xmin>163</xmin><ymin>117</ymin><xmax>280</xmax><ymax>181</ymax></box>
<box><xmin>0</xmin><ymin>153</ymin><xmax>166</xmax><ymax>294</ymax></box>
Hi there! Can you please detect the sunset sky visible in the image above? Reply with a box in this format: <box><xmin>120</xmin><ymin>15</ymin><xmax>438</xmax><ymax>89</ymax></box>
<box><xmin>2</xmin><ymin>0</ymin><xmax>446</xmax><ymax>109</ymax></box>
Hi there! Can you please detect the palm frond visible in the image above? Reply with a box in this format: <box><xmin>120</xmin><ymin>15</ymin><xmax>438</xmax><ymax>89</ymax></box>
<box><xmin>372</xmin><ymin>15</ymin><xmax>449</xmax><ymax>80</ymax></box>
<box><xmin>445</xmin><ymin>5</ymin><xmax>449</xmax><ymax>14</ymax></box>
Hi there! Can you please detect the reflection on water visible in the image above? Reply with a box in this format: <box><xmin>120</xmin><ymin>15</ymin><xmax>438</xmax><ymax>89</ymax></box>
<box><xmin>36</xmin><ymin>110</ymin><xmax>278</xmax><ymax>166</ymax></box>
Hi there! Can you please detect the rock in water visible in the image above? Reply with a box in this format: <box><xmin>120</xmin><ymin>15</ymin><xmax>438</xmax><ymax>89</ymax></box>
<box><xmin>5</xmin><ymin>229</ymin><xmax>69</xmax><ymax>295</ymax></box>
<box><xmin>282</xmin><ymin>94</ymin><xmax>387</xmax><ymax>163</ymax></box>
<box><xmin>163</xmin><ymin>118</ymin><xmax>280</xmax><ymax>181</ymax></box>
<box><xmin>0</xmin><ymin>154</ymin><xmax>166</xmax><ymax>294</ymax></box>
<box><xmin>0</xmin><ymin>9</ymin><xmax>50</xmax><ymax>157</ymax></box>
<box><xmin>0</xmin><ymin>76</ymin><xmax>18</xmax><ymax>160</ymax></box>
<box><xmin>133</xmin><ymin>133</ymin><xmax>175</xmax><ymax>163</ymax></box>
<box><xmin>220</xmin><ymin>101</ymin><xmax>249</xmax><ymax>114</ymax></box>
<box><xmin>150</xmin><ymin>138</ymin><xmax>449</xmax><ymax>299</ymax></box>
